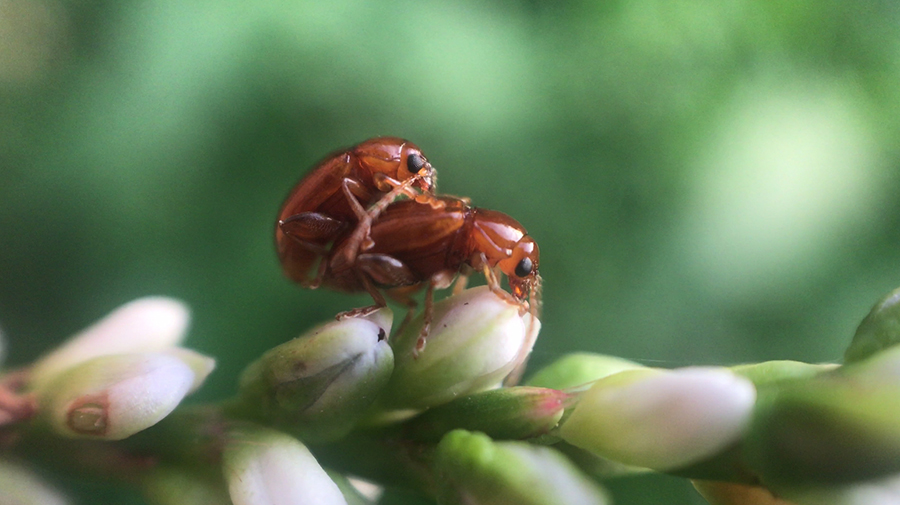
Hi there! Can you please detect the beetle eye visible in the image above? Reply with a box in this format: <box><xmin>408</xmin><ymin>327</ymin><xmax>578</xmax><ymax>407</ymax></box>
<box><xmin>514</xmin><ymin>257</ymin><xmax>533</xmax><ymax>278</ymax></box>
<box><xmin>407</xmin><ymin>153</ymin><xmax>426</xmax><ymax>173</ymax></box>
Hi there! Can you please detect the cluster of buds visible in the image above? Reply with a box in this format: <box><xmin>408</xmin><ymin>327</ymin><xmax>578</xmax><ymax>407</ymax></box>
<box><xmin>6</xmin><ymin>285</ymin><xmax>900</xmax><ymax>504</ymax></box>
<box><xmin>21</xmin><ymin>297</ymin><xmax>214</xmax><ymax>440</ymax></box>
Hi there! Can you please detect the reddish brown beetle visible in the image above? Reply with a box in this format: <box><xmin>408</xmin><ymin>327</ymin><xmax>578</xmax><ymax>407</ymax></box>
<box><xmin>276</xmin><ymin>137</ymin><xmax>436</xmax><ymax>288</ymax></box>
<box><xmin>323</xmin><ymin>195</ymin><xmax>542</xmax><ymax>350</ymax></box>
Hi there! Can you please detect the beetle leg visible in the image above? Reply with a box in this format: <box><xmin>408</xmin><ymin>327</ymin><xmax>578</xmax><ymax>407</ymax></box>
<box><xmin>384</xmin><ymin>284</ymin><xmax>423</xmax><ymax>348</ymax></box>
<box><xmin>387</xmin><ymin>280</ymin><xmax>435</xmax><ymax>358</ymax></box>
<box><xmin>307</xmin><ymin>254</ymin><xmax>330</xmax><ymax>289</ymax></box>
<box><xmin>333</xmin><ymin>176</ymin><xmax>423</xmax><ymax>269</ymax></box>
<box><xmin>341</xmin><ymin>178</ymin><xmax>370</xmax><ymax>222</ymax></box>
<box><xmin>279</xmin><ymin>213</ymin><xmax>346</xmax><ymax>288</ymax></box>
<box><xmin>452</xmin><ymin>265</ymin><xmax>473</xmax><ymax>295</ymax></box>
<box><xmin>415</xmin><ymin>280</ymin><xmax>437</xmax><ymax>356</ymax></box>
<box><xmin>356</xmin><ymin>253</ymin><xmax>418</xmax><ymax>287</ymax></box>
<box><xmin>335</xmin><ymin>270</ymin><xmax>388</xmax><ymax>321</ymax></box>
<box><xmin>279</xmin><ymin>212</ymin><xmax>345</xmax><ymax>246</ymax></box>
<box><xmin>482</xmin><ymin>263</ymin><xmax>519</xmax><ymax>306</ymax></box>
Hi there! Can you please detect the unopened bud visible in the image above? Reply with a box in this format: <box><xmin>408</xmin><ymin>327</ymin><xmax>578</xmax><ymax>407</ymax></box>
<box><xmin>745</xmin><ymin>373</ymin><xmax>900</xmax><ymax>486</ymax></box>
<box><xmin>403</xmin><ymin>386</ymin><xmax>570</xmax><ymax>442</ymax></box>
<box><xmin>560</xmin><ymin>368</ymin><xmax>756</xmax><ymax>471</ymax></box>
<box><xmin>222</xmin><ymin>424</ymin><xmax>347</xmax><ymax>505</ymax></box>
<box><xmin>237</xmin><ymin>309</ymin><xmax>393</xmax><ymax>442</ymax></box>
<box><xmin>382</xmin><ymin>287</ymin><xmax>538</xmax><ymax>410</ymax></box>
<box><xmin>843</xmin><ymin>344</ymin><xmax>900</xmax><ymax>384</ymax></box>
<box><xmin>162</xmin><ymin>348</ymin><xmax>216</xmax><ymax>393</ymax></box>
<box><xmin>433</xmin><ymin>430</ymin><xmax>609</xmax><ymax>505</ymax></box>
<box><xmin>326</xmin><ymin>471</ymin><xmax>381</xmax><ymax>505</ymax></box>
<box><xmin>525</xmin><ymin>353</ymin><xmax>643</xmax><ymax>390</ymax></box>
<box><xmin>38</xmin><ymin>352</ymin><xmax>211</xmax><ymax>440</ymax></box>
<box><xmin>845</xmin><ymin>286</ymin><xmax>900</xmax><ymax>363</ymax></box>
<box><xmin>730</xmin><ymin>360</ymin><xmax>836</xmax><ymax>387</ymax></box>
<box><xmin>30</xmin><ymin>297</ymin><xmax>190</xmax><ymax>391</ymax></box>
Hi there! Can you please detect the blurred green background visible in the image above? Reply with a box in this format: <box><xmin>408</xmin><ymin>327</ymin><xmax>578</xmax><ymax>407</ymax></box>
<box><xmin>2</xmin><ymin>0</ymin><xmax>900</xmax><ymax>503</ymax></box>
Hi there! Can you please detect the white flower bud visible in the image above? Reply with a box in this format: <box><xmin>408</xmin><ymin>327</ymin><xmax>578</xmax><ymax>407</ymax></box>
<box><xmin>383</xmin><ymin>286</ymin><xmax>539</xmax><ymax>410</ymax></box>
<box><xmin>222</xmin><ymin>425</ymin><xmax>347</xmax><ymax>505</ymax></box>
<box><xmin>560</xmin><ymin>367</ymin><xmax>756</xmax><ymax>471</ymax></box>
<box><xmin>163</xmin><ymin>348</ymin><xmax>216</xmax><ymax>393</ymax></box>
<box><xmin>38</xmin><ymin>352</ymin><xmax>210</xmax><ymax>440</ymax></box>
<box><xmin>30</xmin><ymin>297</ymin><xmax>190</xmax><ymax>390</ymax></box>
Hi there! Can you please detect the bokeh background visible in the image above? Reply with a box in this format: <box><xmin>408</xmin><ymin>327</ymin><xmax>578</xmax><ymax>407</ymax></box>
<box><xmin>2</xmin><ymin>1</ymin><xmax>900</xmax><ymax>503</ymax></box>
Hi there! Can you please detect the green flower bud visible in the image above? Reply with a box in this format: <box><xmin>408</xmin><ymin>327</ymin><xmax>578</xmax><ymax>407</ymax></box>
<box><xmin>746</xmin><ymin>374</ymin><xmax>900</xmax><ymax>485</ymax></box>
<box><xmin>433</xmin><ymin>430</ymin><xmax>609</xmax><ymax>505</ymax></box>
<box><xmin>845</xmin><ymin>286</ymin><xmax>900</xmax><ymax>363</ymax></box>
<box><xmin>403</xmin><ymin>387</ymin><xmax>570</xmax><ymax>442</ymax></box>
<box><xmin>37</xmin><ymin>352</ymin><xmax>212</xmax><ymax>440</ymax></box>
<box><xmin>236</xmin><ymin>309</ymin><xmax>393</xmax><ymax>442</ymax></box>
<box><xmin>730</xmin><ymin>360</ymin><xmax>837</xmax><ymax>387</ymax></box>
<box><xmin>525</xmin><ymin>353</ymin><xmax>643</xmax><ymax>390</ymax></box>
<box><xmin>842</xmin><ymin>344</ymin><xmax>900</xmax><ymax>383</ymax></box>
<box><xmin>0</xmin><ymin>458</ymin><xmax>69</xmax><ymax>505</ymax></box>
<box><xmin>222</xmin><ymin>425</ymin><xmax>347</xmax><ymax>505</ymax></box>
<box><xmin>30</xmin><ymin>297</ymin><xmax>191</xmax><ymax>391</ymax></box>
<box><xmin>560</xmin><ymin>367</ymin><xmax>756</xmax><ymax>471</ymax></box>
<box><xmin>382</xmin><ymin>287</ymin><xmax>539</xmax><ymax>410</ymax></box>
<box><xmin>142</xmin><ymin>466</ymin><xmax>230</xmax><ymax>505</ymax></box>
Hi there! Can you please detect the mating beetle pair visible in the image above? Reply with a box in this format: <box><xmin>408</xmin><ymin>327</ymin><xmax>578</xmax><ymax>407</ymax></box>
<box><xmin>275</xmin><ymin>137</ymin><xmax>541</xmax><ymax>347</ymax></box>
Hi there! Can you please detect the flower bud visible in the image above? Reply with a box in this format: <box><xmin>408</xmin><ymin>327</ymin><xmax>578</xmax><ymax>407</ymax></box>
<box><xmin>730</xmin><ymin>360</ymin><xmax>836</xmax><ymax>387</ymax></box>
<box><xmin>560</xmin><ymin>367</ymin><xmax>756</xmax><ymax>471</ymax></box>
<box><xmin>525</xmin><ymin>353</ymin><xmax>643</xmax><ymax>390</ymax></box>
<box><xmin>433</xmin><ymin>430</ymin><xmax>609</xmax><ymax>505</ymax></box>
<box><xmin>382</xmin><ymin>287</ymin><xmax>539</xmax><ymax>410</ymax></box>
<box><xmin>326</xmin><ymin>471</ymin><xmax>381</xmax><ymax>505</ymax></box>
<box><xmin>403</xmin><ymin>386</ymin><xmax>570</xmax><ymax>442</ymax></box>
<box><xmin>236</xmin><ymin>309</ymin><xmax>393</xmax><ymax>442</ymax></box>
<box><xmin>37</xmin><ymin>352</ymin><xmax>211</xmax><ymax>440</ymax></box>
<box><xmin>162</xmin><ymin>348</ymin><xmax>216</xmax><ymax>393</ymax></box>
<box><xmin>0</xmin><ymin>459</ymin><xmax>69</xmax><ymax>505</ymax></box>
<box><xmin>842</xmin><ymin>344</ymin><xmax>900</xmax><ymax>384</ymax></box>
<box><xmin>745</xmin><ymin>374</ymin><xmax>900</xmax><ymax>485</ymax></box>
<box><xmin>845</xmin><ymin>286</ymin><xmax>900</xmax><ymax>363</ymax></box>
<box><xmin>222</xmin><ymin>425</ymin><xmax>347</xmax><ymax>505</ymax></box>
<box><xmin>30</xmin><ymin>297</ymin><xmax>190</xmax><ymax>390</ymax></box>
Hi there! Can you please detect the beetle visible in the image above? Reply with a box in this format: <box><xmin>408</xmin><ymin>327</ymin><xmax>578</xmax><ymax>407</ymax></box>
<box><xmin>323</xmin><ymin>195</ymin><xmax>542</xmax><ymax>352</ymax></box>
<box><xmin>276</xmin><ymin>137</ymin><xmax>436</xmax><ymax>288</ymax></box>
